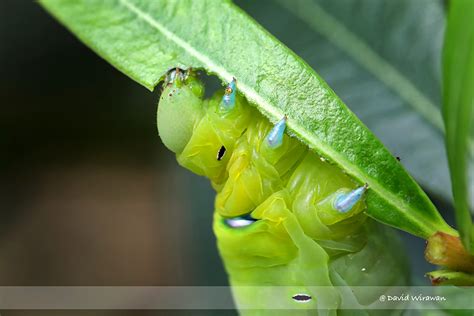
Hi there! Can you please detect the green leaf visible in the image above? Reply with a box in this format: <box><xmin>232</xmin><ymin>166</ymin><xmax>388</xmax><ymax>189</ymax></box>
<box><xmin>442</xmin><ymin>0</ymin><xmax>474</xmax><ymax>253</ymax></box>
<box><xmin>39</xmin><ymin>0</ymin><xmax>456</xmax><ymax>238</ymax></box>
<box><xmin>235</xmin><ymin>0</ymin><xmax>474</xmax><ymax>206</ymax></box>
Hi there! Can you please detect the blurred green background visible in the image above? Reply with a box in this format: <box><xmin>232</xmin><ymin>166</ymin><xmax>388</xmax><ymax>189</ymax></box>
<box><xmin>0</xmin><ymin>0</ymin><xmax>463</xmax><ymax>315</ymax></box>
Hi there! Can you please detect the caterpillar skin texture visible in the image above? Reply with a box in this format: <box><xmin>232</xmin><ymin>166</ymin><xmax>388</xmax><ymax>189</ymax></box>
<box><xmin>157</xmin><ymin>72</ymin><xmax>409</xmax><ymax>315</ymax></box>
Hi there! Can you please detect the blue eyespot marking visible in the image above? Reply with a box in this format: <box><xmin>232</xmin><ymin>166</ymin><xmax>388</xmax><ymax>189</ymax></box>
<box><xmin>333</xmin><ymin>184</ymin><xmax>368</xmax><ymax>213</ymax></box>
<box><xmin>220</xmin><ymin>78</ymin><xmax>236</xmax><ymax>111</ymax></box>
<box><xmin>266</xmin><ymin>116</ymin><xmax>287</xmax><ymax>148</ymax></box>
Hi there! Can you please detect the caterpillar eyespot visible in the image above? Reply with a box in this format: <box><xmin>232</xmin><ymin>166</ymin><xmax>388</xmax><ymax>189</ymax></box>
<box><xmin>292</xmin><ymin>293</ymin><xmax>312</xmax><ymax>303</ymax></box>
<box><xmin>223</xmin><ymin>213</ymin><xmax>258</xmax><ymax>228</ymax></box>
<box><xmin>157</xmin><ymin>69</ymin><xmax>409</xmax><ymax>310</ymax></box>
<box><xmin>217</xmin><ymin>145</ymin><xmax>226</xmax><ymax>161</ymax></box>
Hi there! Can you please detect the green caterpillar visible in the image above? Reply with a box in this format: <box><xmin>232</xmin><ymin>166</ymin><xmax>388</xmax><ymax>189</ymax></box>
<box><xmin>157</xmin><ymin>69</ymin><xmax>409</xmax><ymax>315</ymax></box>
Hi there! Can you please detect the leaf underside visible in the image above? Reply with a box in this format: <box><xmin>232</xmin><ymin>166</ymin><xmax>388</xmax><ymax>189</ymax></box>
<box><xmin>39</xmin><ymin>0</ymin><xmax>456</xmax><ymax>238</ymax></box>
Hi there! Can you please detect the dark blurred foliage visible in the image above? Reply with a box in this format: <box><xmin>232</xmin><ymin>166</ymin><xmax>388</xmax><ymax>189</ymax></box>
<box><xmin>0</xmin><ymin>0</ymin><xmax>458</xmax><ymax>315</ymax></box>
<box><xmin>0</xmin><ymin>1</ymin><xmax>237</xmax><ymax>315</ymax></box>
<box><xmin>0</xmin><ymin>0</ymin><xmax>232</xmax><ymax>314</ymax></box>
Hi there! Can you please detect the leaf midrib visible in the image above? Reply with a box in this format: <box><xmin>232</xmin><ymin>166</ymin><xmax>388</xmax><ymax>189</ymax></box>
<box><xmin>274</xmin><ymin>0</ymin><xmax>474</xmax><ymax>157</ymax></box>
<box><xmin>120</xmin><ymin>0</ymin><xmax>444</xmax><ymax>235</ymax></box>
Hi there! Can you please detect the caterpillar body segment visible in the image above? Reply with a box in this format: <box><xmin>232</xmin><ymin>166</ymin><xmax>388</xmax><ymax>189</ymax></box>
<box><xmin>214</xmin><ymin>190</ymin><xmax>340</xmax><ymax>312</ymax></box>
<box><xmin>216</xmin><ymin>114</ymin><xmax>307</xmax><ymax>217</ymax></box>
<box><xmin>165</xmin><ymin>79</ymin><xmax>253</xmax><ymax>185</ymax></box>
<box><xmin>157</xmin><ymin>71</ymin><xmax>409</xmax><ymax>313</ymax></box>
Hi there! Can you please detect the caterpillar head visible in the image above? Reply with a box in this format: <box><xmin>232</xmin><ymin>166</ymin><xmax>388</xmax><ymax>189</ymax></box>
<box><xmin>157</xmin><ymin>69</ymin><xmax>205</xmax><ymax>154</ymax></box>
<box><xmin>158</xmin><ymin>70</ymin><xmax>252</xmax><ymax>185</ymax></box>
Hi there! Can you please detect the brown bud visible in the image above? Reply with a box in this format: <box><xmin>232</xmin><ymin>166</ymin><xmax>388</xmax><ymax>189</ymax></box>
<box><xmin>425</xmin><ymin>232</ymin><xmax>474</xmax><ymax>273</ymax></box>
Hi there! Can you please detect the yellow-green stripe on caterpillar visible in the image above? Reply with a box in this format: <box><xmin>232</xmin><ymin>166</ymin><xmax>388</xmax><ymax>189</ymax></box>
<box><xmin>157</xmin><ymin>69</ymin><xmax>409</xmax><ymax>314</ymax></box>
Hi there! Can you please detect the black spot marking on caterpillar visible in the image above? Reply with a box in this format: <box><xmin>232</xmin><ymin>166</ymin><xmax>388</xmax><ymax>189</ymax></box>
<box><xmin>292</xmin><ymin>293</ymin><xmax>312</xmax><ymax>303</ymax></box>
<box><xmin>217</xmin><ymin>145</ymin><xmax>227</xmax><ymax>161</ymax></box>
<box><xmin>396</xmin><ymin>156</ymin><xmax>401</xmax><ymax>161</ymax></box>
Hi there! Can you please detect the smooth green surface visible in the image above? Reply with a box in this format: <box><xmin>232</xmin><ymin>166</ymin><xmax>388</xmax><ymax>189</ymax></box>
<box><xmin>40</xmin><ymin>0</ymin><xmax>455</xmax><ymax>238</ymax></box>
<box><xmin>157</xmin><ymin>74</ymin><xmax>205</xmax><ymax>153</ymax></box>
<box><xmin>442</xmin><ymin>0</ymin><xmax>474</xmax><ymax>253</ymax></box>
